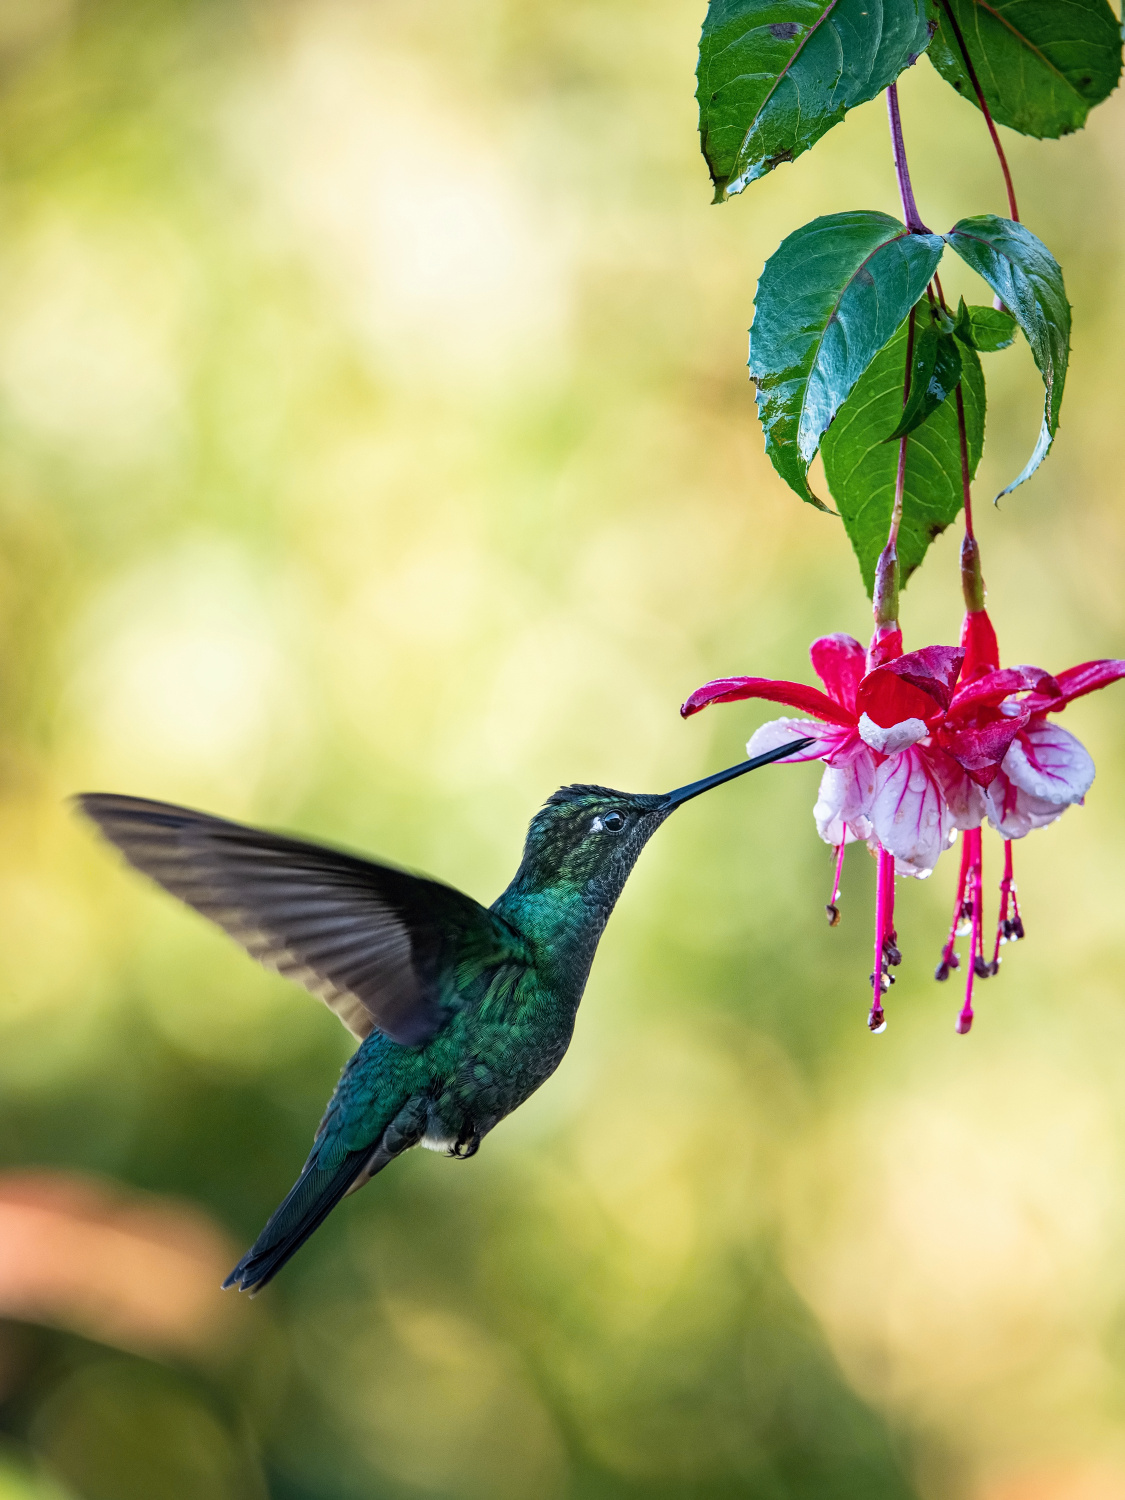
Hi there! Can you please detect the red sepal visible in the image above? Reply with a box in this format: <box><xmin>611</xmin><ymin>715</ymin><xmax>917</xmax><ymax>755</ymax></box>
<box><xmin>1053</xmin><ymin>659</ymin><xmax>1125</xmax><ymax>706</ymax></box>
<box><xmin>809</xmin><ymin>635</ymin><xmax>866</xmax><ymax>712</ymax></box>
<box><xmin>960</xmin><ymin>609</ymin><xmax>999</xmax><ymax>682</ymax></box>
<box><xmin>680</xmin><ymin>676</ymin><xmax>855</xmax><ymax>726</ymax></box>
<box><xmin>952</xmin><ymin>665</ymin><xmax>1061</xmax><ymax>716</ymax></box>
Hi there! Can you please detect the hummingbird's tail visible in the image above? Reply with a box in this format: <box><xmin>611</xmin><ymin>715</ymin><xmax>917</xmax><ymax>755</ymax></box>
<box><xmin>224</xmin><ymin>1096</ymin><xmax>429</xmax><ymax>1294</ymax></box>
<box><xmin>222</xmin><ymin>1147</ymin><xmax>373</xmax><ymax>1295</ymax></box>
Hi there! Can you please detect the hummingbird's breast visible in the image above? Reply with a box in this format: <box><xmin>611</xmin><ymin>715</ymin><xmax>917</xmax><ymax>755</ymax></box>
<box><xmin>424</xmin><ymin>960</ymin><xmax>583</xmax><ymax>1149</ymax></box>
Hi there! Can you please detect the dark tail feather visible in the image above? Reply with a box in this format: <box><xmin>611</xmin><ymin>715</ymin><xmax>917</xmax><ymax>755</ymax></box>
<box><xmin>225</xmin><ymin>1097</ymin><xmax>428</xmax><ymax>1294</ymax></box>
<box><xmin>223</xmin><ymin>1148</ymin><xmax>374</xmax><ymax>1295</ymax></box>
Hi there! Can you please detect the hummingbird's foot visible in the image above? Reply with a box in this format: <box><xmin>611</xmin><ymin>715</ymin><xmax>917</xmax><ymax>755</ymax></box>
<box><xmin>450</xmin><ymin>1129</ymin><xmax>480</xmax><ymax>1160</ymax></box>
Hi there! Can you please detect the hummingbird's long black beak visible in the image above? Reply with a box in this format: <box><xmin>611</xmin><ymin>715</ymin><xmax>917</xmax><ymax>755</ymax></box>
<box><xmin>663</xmin><ymin>738</ymin><xmax>815</xmax><ymax>808</ymax></box>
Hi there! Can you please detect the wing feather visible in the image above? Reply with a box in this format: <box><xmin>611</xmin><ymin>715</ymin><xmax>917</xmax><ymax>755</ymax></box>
<box><xmin>76</xmin><ymin>793</ymin><xmax>523</xmax><ymax>1047</ymax></box>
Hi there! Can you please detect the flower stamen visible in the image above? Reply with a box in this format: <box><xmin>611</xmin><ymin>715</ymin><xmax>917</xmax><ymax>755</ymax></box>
<box><xmin>826</xmin><ymin>841</ymin><xmax>846</xmax><ymax>926</ymax></box>
<box><xmin>869</xmin><ymin>848</ymin><xmax>896</xmax><ymax>1032</ymax></box>
<box><xmin>992</xmin><ymin>838</ymin><xmax>1024</xmax><ymax>959</ymax></box>
<box><xmin>935</xmin><ymin>835</ymin><xmax>971</xmax><ymax>982</ymax></box>
<box><xmin>956</xmin><ymin>828</ymin><xmax>985</xmax><ymax>1033</ymax></box>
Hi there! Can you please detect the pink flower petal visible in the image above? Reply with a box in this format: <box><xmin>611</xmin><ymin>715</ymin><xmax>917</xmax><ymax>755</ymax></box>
<box><xmin>809</xmin><ymin>634</ymin><xmax>866</xmax><ymax>712</ymax></box>
<box><xmin>868</xmin><ymin>745</ymin><xmax>957</xmax><ymax>878</ymax></box>
<box><xmin>1001</xmin><ymin>720</ymin><xmax>1094</xmax><ymax>806</ymax></box>
<box><xmin>856</xmin><ymin>645</ymin><xmax>964</xmax><ymax>730</ymax></box>
<box><xmin>923</xmin><ymin>746</ymin><xmax>987</xmax><ymax>830</ymax></box>
<box><xmin>1054</xmin><ymin>659</ymin><xmax>1125</xmax><ymax>705</ymax></box>
<box><xmin>812</xmin><ymin>751</ymin><xmax>878</xmax><ymax>846</ymax></box>
<box><xmin>857</xmin><ymin>713</ymin><xmax>928</xmax><ymax>754</ymax></box>
<box><xmin>984</xmin><ymin>771</ymin><xmax>1067</xmax><ymax>839</ymax></box>
<box><xmin>681</xmin><ymin>676</ymin><xmax>855</xmax><ymax>725</ymax></box>
<box><xmin>745</xmin><ymin>718</ymin><xmax>849</xmax><ymax>764</ymax></box>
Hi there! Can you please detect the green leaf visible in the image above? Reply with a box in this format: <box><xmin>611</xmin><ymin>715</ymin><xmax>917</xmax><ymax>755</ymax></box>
<box><xmin>927</xmin><ymin>0</ymin><xmax>1123</xmax><ymax>139</ymax></box>
<box><xmin>885</xmin><ymin>315</ymin><xmax>963</xmax><ymax>440</ymax></box>
<box><xmin>945</xmin><ymin>214</ymin><xmax>1069</xmax><ymax>496</ymax></box>
<box><xmin>749</xmin><ymin>212</ymin><xmax>945</xmax><ymax>508</ymax></box>
<box><xmin>697</xmin><ymin>0</ymin><xmax>933</xmax><ymax>200</ymax></box>
<box><xmin>953</xmin><ymin>298</ymin><xmax>1017</xmax><ymax>351</ymax></box>
<box><xmin>822</xmin><ymin>312</ymin><xmax>986</xmax><ymax>595</ymax></box>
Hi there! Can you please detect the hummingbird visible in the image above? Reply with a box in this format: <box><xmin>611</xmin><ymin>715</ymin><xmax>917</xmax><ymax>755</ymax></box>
<box><xmin>76</xmin><ymin>737</ymin><xmax>810</xmax><ymax>1293</ymax></box>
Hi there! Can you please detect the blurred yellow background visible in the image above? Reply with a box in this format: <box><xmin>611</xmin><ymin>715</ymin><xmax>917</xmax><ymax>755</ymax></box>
<box><xmin>1</xmin><ymin>2</ymin><xmax>1124</xmax><ymax>1497</ymax></box>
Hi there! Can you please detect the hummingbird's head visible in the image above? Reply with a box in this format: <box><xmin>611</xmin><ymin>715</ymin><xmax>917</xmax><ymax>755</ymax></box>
<box><xmin>516</xmin><ymin>784</ymin><xmax>672</xmax><ymax>901</ymax></box>
<box><xmin>510</xmin><ymin>737</ymin><xmax>814</xmax><ymax>908</ymax></box>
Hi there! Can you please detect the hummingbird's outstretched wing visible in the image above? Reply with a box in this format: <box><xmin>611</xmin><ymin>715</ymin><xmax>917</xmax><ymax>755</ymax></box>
<box><xmin>76</xmin><ymin>794</ymin><xmax>525</xmax><ymax>1048</ymax></box>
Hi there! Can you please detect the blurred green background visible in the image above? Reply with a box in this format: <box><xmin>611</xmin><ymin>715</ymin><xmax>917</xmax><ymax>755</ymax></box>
<box><xmin>1</xmin><ymin>2</ymin><xmax>1124</xmax><ymax>1497</ymax></box>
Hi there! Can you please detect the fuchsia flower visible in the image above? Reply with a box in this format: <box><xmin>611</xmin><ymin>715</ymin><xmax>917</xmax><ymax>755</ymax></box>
<box><xmin>682</xmin><ymin>622</ymin><xmax>1125</xmax><ymax>1033</ymax></box>
<box><xmin>681</xmin><ymin>630</ymin><xmax>1032</xmax><ymax>876</ymax></box>
<box><xmin>934</xmin><ymin>607</ymin><xmax>1125</xmax><ymax>1032</ymax></box>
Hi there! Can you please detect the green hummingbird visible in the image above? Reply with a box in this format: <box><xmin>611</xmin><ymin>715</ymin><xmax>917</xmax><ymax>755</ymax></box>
<box><xmin>77</xmin><ymin>737</ymin><xmax>809</xmax><ymax>1293</ymax></box>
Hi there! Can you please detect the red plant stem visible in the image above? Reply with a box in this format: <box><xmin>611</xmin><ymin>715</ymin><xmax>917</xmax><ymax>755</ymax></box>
<box><xmin>938</xmin><ymin>0</ymin><xmax>1020</xmax><ymax>222</ymax></box>
<box><xmin>886</xmin><ymin>84</ymin><xmax>929</xmax><ymax>233</ymax></box>
<box><xmin>873</xmin><ymin>93</ymin><xmax>925</xmax><ymax>631</ymax></box>
<box><xmin>955</xmin><ymin>379</ymin><xmax>990</xmax><ymax>614</ymax></box>
<box><xmin>903</xmin><ymin>305</ymin><xmax>918</xmax><ymax>401</ymax></box>
<box><xmin>955</xmin><ymin>384</ymin><xmax>974</xmax><ymax>540</ymax></box>
<box><xmin>887</xmin><ymin>307</ymin><xmax>918</xmax><ymax>552</ymax></box>
<box><xmin>889</xmin><ymin>441</ymin><xmax>908</xmax><ymax>548</ymax></box>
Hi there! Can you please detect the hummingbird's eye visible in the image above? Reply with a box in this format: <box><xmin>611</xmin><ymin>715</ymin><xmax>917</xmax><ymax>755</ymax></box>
<box><xmin>601</xmin><ymin>811</ymin><xmax>626</xmax><ymax>833</ymax></box>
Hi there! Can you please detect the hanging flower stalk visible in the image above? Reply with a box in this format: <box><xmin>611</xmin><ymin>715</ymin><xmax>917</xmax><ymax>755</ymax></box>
<box><xmin>688</xmin><ymin>2</ymin><xmax>1124</xmax><ymax>1030</ymax></box>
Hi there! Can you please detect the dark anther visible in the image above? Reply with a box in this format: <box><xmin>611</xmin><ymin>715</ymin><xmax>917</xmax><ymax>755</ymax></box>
<box><xmin>868</xmin><ymin>1006</ymin><xmax>885</xmax><ymax>1032</ymax></box>
<box><xmin>973</xmin><ymin>956</ymin><xmax>993</xmax><ymax>979</ymax></box>
<box><xmin>884</xmin><ymin>942</ymin><xmax>902</xmax><ymax>967</ymax></box>
<box><xmin>960</xmin><ymin>901</ymin><xmax>973</xmax><ymax>920</ymax></box>
<box><xmin>935</xmin><ymin>961</ymin><xmax>950</xmax><ymax>983</ymax></box>
<box><xmin>826</xmin><ymin>903</ymin><xmax>840</xmax><ymax>927</ymax></box>
<box><xmin>1010</xmin><ymin>916</ymin><xmax>1025</xmax><ymax>940</ymax></box>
